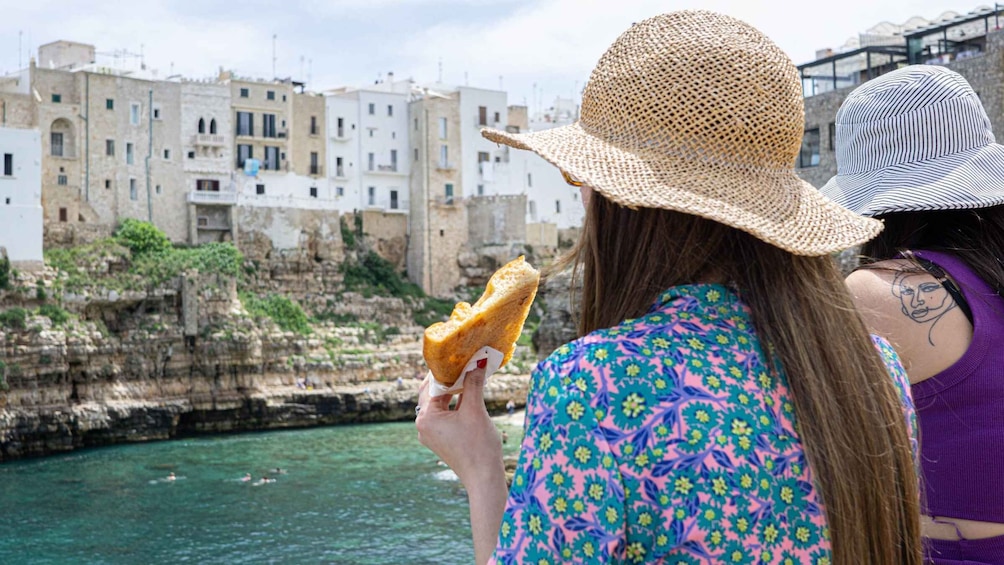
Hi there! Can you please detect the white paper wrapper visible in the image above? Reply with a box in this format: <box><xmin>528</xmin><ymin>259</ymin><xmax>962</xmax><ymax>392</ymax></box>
<box><xmin>428</xmin><ymin>346</ymin><xmax>504</xmax><ymax>397</ymax></box>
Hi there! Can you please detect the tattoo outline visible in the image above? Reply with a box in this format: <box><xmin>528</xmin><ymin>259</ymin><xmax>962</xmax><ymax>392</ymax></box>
<box><xmin>891</xmin><ymin>270</ymin><xmax>957</xmax><ymax>346</ymax></box>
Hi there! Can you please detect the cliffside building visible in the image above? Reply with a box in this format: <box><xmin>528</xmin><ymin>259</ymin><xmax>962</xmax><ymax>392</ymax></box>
<box><xmin>0</xmin><ymin>127</ymin><xmax>43</xmax><ymax>266</ymax></box>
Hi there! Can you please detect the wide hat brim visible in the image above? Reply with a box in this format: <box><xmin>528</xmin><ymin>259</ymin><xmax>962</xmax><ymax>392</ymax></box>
<box><xmin>483</xmin><ymin>123</ymin><xmax>882</xmax><ymax>256</ymax></box>
<box><xmin>822</xmin><ymin>143</ymin><xmax>1004</xmax><ymax>216</ymax></box>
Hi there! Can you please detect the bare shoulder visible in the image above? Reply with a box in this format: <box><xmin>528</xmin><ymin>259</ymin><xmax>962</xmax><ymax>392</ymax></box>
<box><xmin>845</xmin><ymin>260</ymin><xmax>972</xmax><ymax>383</ymax></box>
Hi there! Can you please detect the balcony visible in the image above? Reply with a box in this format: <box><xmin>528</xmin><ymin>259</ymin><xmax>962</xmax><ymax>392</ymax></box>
<box><xmin>369</xmin><ymin>164</ymin><xmax>405</xmax><ymax>176</ymax></box>
<box><xmin>309</xmin><ymin>165</ymin><xmax>324</xmax><ymax>177</ymax></box>
<box><xmin>333</xmin><ymin>166</ymin><xmax>348</xmax><ymax>179</ymax></box>
<box><xmin>187</xmin><ymin>190</ymin><xmax>237</xmax><ymax>205</ymax></box>
<box><xmin>331</xmin><ymin>129</ymin><xmax>351</xmax><ymax>141</ymax></box>
<box><xmin>193</xmin><ymin>133</ymin><xmax>226</xmax><ymax>147</ymax></box>
<box><xmin>474</xmin><ymin>116</ymin><xmax>501</xmax><ymax>129</ymax></box>
<box><xmin>434</xmin><ymin>195</ymin><xmax>463</xmax><ymax>207</ymax></box>
<box><xmin>435</xmin><ymin>161</ymin><xmax>456</xmax><ymax>171</ymax></box>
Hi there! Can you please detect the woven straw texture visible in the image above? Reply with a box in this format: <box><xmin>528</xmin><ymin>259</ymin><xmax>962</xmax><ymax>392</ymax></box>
<box><xmin>482</xmin><ymin>10</ymin><xmax>882</xmax><ymax>256</ymax></box>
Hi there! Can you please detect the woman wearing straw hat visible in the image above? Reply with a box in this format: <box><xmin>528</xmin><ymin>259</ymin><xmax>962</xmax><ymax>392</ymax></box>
<box><xmin>416</xmin><ymin>11</ymin><xmax>921</xmax><ymax>565</ymax></box>
<box><xmin>824</xmin><ymin>65</ymin><xmax>1004</xmax><ymax>565</ymax></box>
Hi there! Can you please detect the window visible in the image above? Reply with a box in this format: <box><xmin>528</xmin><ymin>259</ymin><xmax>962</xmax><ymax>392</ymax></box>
<box><xmin>439</xmin><ymin>145</ymin><xmax>448</xmax><ymax>168</ymax></box>
<box><xmin>798</xmin><ymin>128</ymin><xmax>821</xmax><ymax>168</ymax></box>
<box><xmin>153</xmin><ymin>107</ymin><xmax>161</xmax><ymax>120</ymax></box>
<box><xmin>527</xmin><ymin>173</ymin><xmax>532</xmax><ymax>187</ymax></box>
<box><xmin>478</xmin><ymin>106</ymin><xmax>487</xmax><ymax>126</ymax></box>
<box><xmin>390</xmin><ymin>149</ymin><xmax>398</xmax><ymax>169</ymax></box>
<box><xmin>494</xmin><ymin>111</ymin><xmax>500</xmax><ymax>123</ymax></box>
<box><xmin>387</xmin><ymin>104</ymin><xmax>393</xmax><ymax>117</ymax></box>
<box><xmin>263</xmin><ymin>114</ymin><xmax>277</xmax><ymax>138</ymax></box>
<box><xmin>106</xmin><ymin>98</ymin><xmax>114</xmax><ymax>110</ymax></box>
<box><xmin>130</xmin><ymin>103</ymin><xmax>140</xmax><ymax>125</ymax></box>
<box><xmin>240</xmin><ymin>88</ymin><xmax>249</xmax><ymax>98</ymax></box>
<box><xmin>528</xmin><ymin>201</ymin><xmax>537</xmax><ymax>221</ymax></box>
<box><xmin>105</xmin><ymin>179</ymin><xmax>111</xmax><ymax>189</ymax></box>
<box><xmin>390</xmin><ymin>189</ymin><xmax>399</xmax><ymax>209</ymax></box>
<box><xmin>129</xmin><ymin>178</ymin><xmax>137</xmax><ymax>201</ymax></box>
<box><xmin>198</xmin><ymin>118</ymin><xmax>206</xmax><ymax>134</ymax></box>
<box><xmin>828</xmin><ymin>122</ymin><xmax>836</xmax><ymax>151</ymax></box>
<box><xmin>3</xmin><ymin>153</ymin><xmax>12</xmax><ymax>176</ymax></box>
<box><xmin>188</xmin><ymin>151</ymin><xmax>195</xmax><ymax>159</ymax></box>
<box><xmin>51</xmin><ymin>132</ymin><xmax>64</xmax><ymax>157</ymax></box>
<box><xmin>368</xmin><ymin>103</ymin><xmax>375</xmax><ymax>115</ymax></box>
<box><xmin>58</xmin><ymin>174</ymin><xmax>67</xmax><ymax>185</ymax></box>
<box><xmin>196</xmin><ymin>179</ymin><xmax>220</xmax><ymax>192</ymax></box>
<box><xmin>163</xmin><ymin>149</ymin><xmax>171</xmax><ymax>160</ymax></box>
<box><xmin>52</xmin><ymin>93</ymin><xmax>61</xmax><ymax>103</ymax></box>
<box><xmin>369</xmin><ymin>129</ymin><xmax>374</xmax><ymax>138</ymax></box>
<box><xmin>477</xmin><ymin>151</ymin><xmax>490</xmax><ymax>163</ymax></box>
<box><xmin>59</xmin><ymin>208</ymin><xmax>67</xmax><ymax>222</ymax></box>
<box><xmin>368</xmin><ymin>152</ymin><xmax>375</xmax><ymax>171</ymax></box>
<box><xmin>256</xmin><ymin>184</ymin><xmax>265</xmax><ymax>195</ymax></box>
<box><xmin>126</xmin><ymin>143</ymin><xmax>134</xmax><ymax>165</ymax></box>
<box><xmin>263</xmin><ymin>146</ymin><xmax>280</xmax><ymax>170</ymax></box>
<box><xmin>310</xmin><ymin>116</ymin><xmax>318</xmax><ymax>135</ymax></box>
<box><xmin>237</xmin><ymin>144</ymin><xmax>253</xmax><ymax>168</ymax></box>
<box><xmin>210</xmin><ymin>119</ymin><xmax>217</xmax><ymax>134</ymax></box>
<box><xmin>310</xmin><ymin>152</ymin><xmax>319</xmax><ymax>175</ymax></box>
<box><xmin>444</xmin><ymin>183</ymin><xmax>454</xmax><ymax>205</ymax></box>
<box><xmin>336</xmin><ymin>156</ymin><xmax>344</xmax><ymax>177</ymax></box>
<box><xmin>391</xmin><ymin>132</ymin><xmax>396</xmax><ymax>139</ymax></box>
<box><xmin>555</xmin><ymin>200</ymin><xmax>561</xmax><ymax>213</ymax></box>
<box><xmin>438</xmin><ymin>117</ymin><xmax>447</xmax><ymax>139</ymax></box>
<box><xmin>155</xmin><ymin>185</ymin><xmax>162</xmax><ymax>195</ymax></box>
<box><xmin>236</xmin><ymin>111</ymin><xmax>254</xmax><ymax>136</ymax></box>
<box><xmin>477</xmin><ymin>184</ymin><xmax>484</xmax><ymax>196</ymax></box>
<box><xmin>336</xmin><ymin>186</ymin><xmax>344</xmax><ymax>197</ymax></box>
<box><xmin>414</xmin><ymin>148</ymin><xmax>419</xmax><ymax>162</ymax></box>
<box><xmin>367</xmin><ymin>186</ymin><xmax>376</xmax><ymax>206</ymax></box>
<box><xmin>309</xmin><ymin>186</ymin><xmax>318</xmax><ymax>198</ymax></box>
<box><xmin>106</xmin><ymin>139</ymin><xmax>115</xmax><ymax>157</ymax></box>
<box><xmin>336</xmin><ymin>117</ymin><xmax>345</xmax><ymax>137</ymax></box>
<box><xmin>266</xmin><ymin>90</ymin><xmax>275</xmax><ymax>101</ymax></box>
<box><xmin>414</xmin><ymin>118</ymin><xmax>418</xmax><ymax>131</ymax></box>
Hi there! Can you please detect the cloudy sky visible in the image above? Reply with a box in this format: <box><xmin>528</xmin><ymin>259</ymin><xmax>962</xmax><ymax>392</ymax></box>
<box><xmin>0</xmin><ymin>0</ymin><xmax>988</xmax><ymax>114</ymax></box>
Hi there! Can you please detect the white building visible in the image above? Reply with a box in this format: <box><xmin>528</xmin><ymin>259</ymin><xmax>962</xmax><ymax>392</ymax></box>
<box><xmin>0</xmin><ymin>127</ymin><xmax>43</xmax><ymax>265</ymax></box>
<box><xmin>326</xmin><ymin>76</ymin><xmax>412</xmax><ymax>215</ymax></box>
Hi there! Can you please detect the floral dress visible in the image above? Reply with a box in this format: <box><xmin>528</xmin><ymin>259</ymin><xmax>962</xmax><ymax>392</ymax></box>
<box><xmin>490</xmin><ymin>284</ymin><xmax>914</xmax><ymax>565</ymax></box>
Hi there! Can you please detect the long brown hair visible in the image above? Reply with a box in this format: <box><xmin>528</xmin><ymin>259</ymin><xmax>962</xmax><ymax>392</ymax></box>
<box><xmin>861</xmin><ymin>206</ymin><xmax>1004</xmax><ymax>296</ymax></box>
<box><xmin>570</xmin><ymin>193</ymin><xmax>921</xmax><ymax>565</ymax></box>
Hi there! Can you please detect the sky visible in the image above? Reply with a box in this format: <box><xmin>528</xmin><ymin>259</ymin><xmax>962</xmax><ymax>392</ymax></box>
<box><xmin>0</xmin><ymin>0</ymin><xmax>990</xmax><ymax>115</ymax></box>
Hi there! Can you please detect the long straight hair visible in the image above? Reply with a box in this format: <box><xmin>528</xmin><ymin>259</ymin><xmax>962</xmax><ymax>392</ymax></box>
<box><xmin>861</xmin><ymin>206</ymin><xmax>1004</xmax><ymax>295</ymax></box>
<box><xmin>570</xmin><ymin>193</ymin><xmax>922</xmax><ymax>565</ymax></box>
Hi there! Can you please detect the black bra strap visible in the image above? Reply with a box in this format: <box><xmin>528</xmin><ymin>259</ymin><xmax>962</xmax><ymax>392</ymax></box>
<box><xmin>914</xmin><ymin>256</ymin><xmax>975</xmax><ymax>325</ymax></box>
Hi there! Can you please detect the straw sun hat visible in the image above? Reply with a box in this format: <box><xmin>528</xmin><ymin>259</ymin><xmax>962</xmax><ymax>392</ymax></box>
<box><xmin>481</xmin><ymin>10</ymin><xmax>882</xmax><ymax>256</ymax></box>
<box><xmin>822</xmin><ymin>65</ymin><xmax>1004</xmax><ymax>216</ymax></box>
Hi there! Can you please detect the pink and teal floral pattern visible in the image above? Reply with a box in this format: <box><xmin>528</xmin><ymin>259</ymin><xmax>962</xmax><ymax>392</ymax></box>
<box><xmin>490</xmin><ymin>284</ymin><xmax>913</xmax><ymax>565</ymax></box>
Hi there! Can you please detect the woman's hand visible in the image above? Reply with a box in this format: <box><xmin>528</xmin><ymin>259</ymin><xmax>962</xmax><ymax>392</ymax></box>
<box><xmin>416</xmin><ymin>367</ymin><xmax>508</xmax><ymax>565</ymax></box>
<box><xmin>415</xmin><ymin>367</ymin><xmax>504</xmax><ymax>488</ymax></box>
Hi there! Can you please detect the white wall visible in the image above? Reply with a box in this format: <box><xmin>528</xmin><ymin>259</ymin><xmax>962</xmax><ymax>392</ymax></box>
<box><xmin>358</xmin><ymin>90</ymin><xmax>410</xmax><ymax>214</ymax></box>
<box><xmin>490</xmin><ymin>149</ymin><xmax>584</xmax><ymax>230</ymax></box>
<box><xmin>0</xmin><ymin>128</ymin><xmax>43</xmax><ymax>263</ymax></box>
<box><xmin>458</xmin><ymin>86</ymin><xmax>508</xmax><ymax>200</ymax></box>
<box><xmin>325</xmin><ymin>94</ymin><xmax>361</xmax><ymax>214</ymax></box>
<box><xmin>233</xmin><ymin>170</ymin><xmax>335</xmax><ymax>210</ymax></box>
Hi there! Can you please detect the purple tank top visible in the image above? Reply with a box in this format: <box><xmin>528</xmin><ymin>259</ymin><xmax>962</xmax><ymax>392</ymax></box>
<box><xmin>911</xmin><ymin>249</ymin><xmax>1004</xmax><ymax>522</ymax></box>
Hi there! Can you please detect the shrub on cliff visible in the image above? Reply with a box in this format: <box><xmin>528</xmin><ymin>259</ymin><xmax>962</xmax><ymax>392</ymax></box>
<box><xmin>115</xmin><ymin>219</ymin><xmax>172</xmax><ymax>256</ymax></box>
<box><xmin>38</xmin><ymin>304</ymin><xmax>70</xmax><ymax>326</ymax></box>
<box><xmin>0</xmin><ymin>308</ymin><xmax>27</xmax><ymax>330</ymax></box>
<box><xmin>0</xmin><ymin>255</ymin><xmax>10</xmax><ymax>290</ymax></box>
<box><xmin>341</xmin><ymin>251</ymin><xmax>422</xmax><ymax>299</ymax></box>
<box><xmin>241</xmin><ymin>293</ymin><xmax>312</xmax><ymax>335</ymax></box>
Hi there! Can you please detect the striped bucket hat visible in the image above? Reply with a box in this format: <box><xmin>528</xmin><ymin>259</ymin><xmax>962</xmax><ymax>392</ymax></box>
<box><xmin>481</xmin><ymin>10</ymin><xmax>882</xmax><ymax>256</ymax></box>
<box><xmin>822</xmin><ymin>65</ymin><xmax>1004</xmax><ymax>216</ymax></box>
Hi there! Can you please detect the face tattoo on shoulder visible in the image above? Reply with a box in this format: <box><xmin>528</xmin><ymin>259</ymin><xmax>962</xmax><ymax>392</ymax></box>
<box><xmin>891</xmin><ymin>270</ymin><xmax>957</xmax><ymax>346</ymax></box>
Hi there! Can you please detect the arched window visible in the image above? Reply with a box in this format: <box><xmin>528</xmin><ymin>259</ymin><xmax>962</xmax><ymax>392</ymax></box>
<box><xmin>209</xmin><ymin>118</ymin><xmax>217</xmax><ymax>135</ymax></box>
<box><xmin>49</xmin><ymin>118</ymin><xmax>76</xmax><ymax>158</ymax></box>
<box><xmin>198</xmin><ymin>118</ymin><xmax>206</xmax><ymax>134</ymax></box>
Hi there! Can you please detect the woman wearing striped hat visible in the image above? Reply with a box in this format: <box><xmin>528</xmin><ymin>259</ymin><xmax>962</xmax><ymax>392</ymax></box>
<box><xmin>416</xmin><ymin>10</ymin><xmax>922</xmax><ymax>565</ymax></box>
<box><xmin>825</xmin><ymin>64</ymin><xmax>1004</xmax><ymax>565</ymax></box>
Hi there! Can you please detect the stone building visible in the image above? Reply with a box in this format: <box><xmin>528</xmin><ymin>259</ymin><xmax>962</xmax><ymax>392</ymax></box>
<box><xmin>181</xmin><ymin>80</ymin><xmax>236</xmax><ymax>244</ymax></box>
<box><xmin>796</xmin><ymin>6</ymin><xmax>1004</xmax><ymax>188</ymax></box>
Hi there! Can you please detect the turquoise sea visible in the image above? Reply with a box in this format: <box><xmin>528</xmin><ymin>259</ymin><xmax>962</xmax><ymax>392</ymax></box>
<box><xmin>0</xmin><ymin>420</ymin><xmax>524</xmax><ymax>565</ymax></box>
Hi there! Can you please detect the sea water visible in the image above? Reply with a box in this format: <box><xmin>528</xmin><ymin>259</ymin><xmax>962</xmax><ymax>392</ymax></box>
<box><xmin>0</xmin><ymin>420</ymin><xmax>524</xmax><ymax>564</ymax></box>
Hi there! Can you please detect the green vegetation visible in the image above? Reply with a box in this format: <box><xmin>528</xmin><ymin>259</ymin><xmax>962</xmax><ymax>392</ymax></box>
<box><xmin>0</xmin><ymin>308</ymin><xmax>27</xmax><ymax>330</ymax></box>
<box><xmin>0</xmin><ymin>360</ymin><xmax>8</xmax><ymax>391</ymax></box>
<box><xmin>115</xmin><ymin>218</ymin><xmax>172</xmax><ymax>256</ymax></box>
<box><xmin>0</xmin><ymin>255</ymin><xmax>10</xmax><ymax>290</ymax></box>
<box><xmin>35</xmin><ymin>281</ymin><xmax>47</xmax><ymax>302</ymax></box>
<box><xmin>38</xmin><ymin>304</ymin><xmax>70</xmax><ymax>326</ymax></box>
<box><xmin>241</xmin><ymin>293</ymin><xmax>312</xmax><ymax>335</ymax></box>
<box><xmin>413</xmin><ymin>296</ymin><xmax>454</xmax><ymax>328</ymax></box>
<box><xmin>341</xmin><ymin>251</ymin><xmax>423</xmax><ymax>299</ymax></box>
<box><xmin>339</xmin><ymin>216</ymin><xmax>357</xmax><ymax>249</ymax></box>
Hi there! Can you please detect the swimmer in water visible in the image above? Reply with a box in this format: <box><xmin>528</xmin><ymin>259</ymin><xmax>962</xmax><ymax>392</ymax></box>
<box><xmin>166</xmin><ymin>472</ymin><xmax>177</xmax><ymax>482</ymax></box>
<box><xmin>241</xmin><ymin>473</ymin><xmax>252</xmax><ymax>482</ymax></box>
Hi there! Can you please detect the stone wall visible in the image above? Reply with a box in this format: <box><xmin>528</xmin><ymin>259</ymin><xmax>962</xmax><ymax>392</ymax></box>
<box><xmin>466</xmin><ymin>194</ymin><xmax>526</xmax><ymax>247</ymax></box>
<box><xmin>360</xmin><ymin>209</ymin><xmax>407</xmax><ymax>270</ymax></box>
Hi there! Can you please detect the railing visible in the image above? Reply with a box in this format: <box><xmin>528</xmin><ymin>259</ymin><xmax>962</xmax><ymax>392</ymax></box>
<box><xmin>331</xmin><ymin>128</ymin><xmax>350</xmax><ymax>140</ymax></box>
<box><xmin>435</xmin><ymin>195</ymin><xmax>463</xmax><ymax>206</ymax></box>
<box><xmin>187</xmin><ymin>190</ymin><xmax>238</xmax><ymax>205</ymax></box>
<box><xmin>366</xmin><ymin>196</ymin><xmax>411</xmax><ymax>212</ymax></box>
<box><xmin>334</xmin><ymin>166</ymin><xmax>347</xmax><ymax>178</ymax></box>
<box><xmin>193</xmin><ymin>134</ymin><xmax>226</xmax><ymax>146</ymax></box>
<box><xmin>310</xmin><ymin>165</ymin><xmax>324</xmax><ymax>176</ymax></box>
<box><xmin>435</xmin><ymin>161</ymin><xmax>456</xmax><ymax>171</ymax></box>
